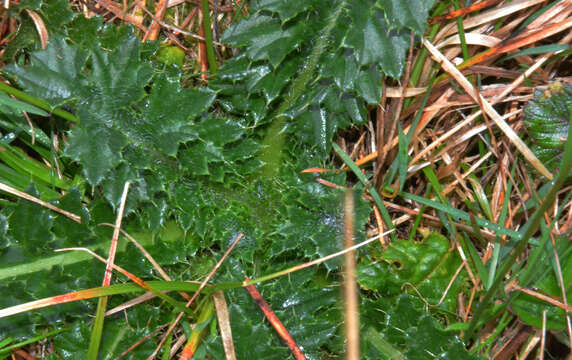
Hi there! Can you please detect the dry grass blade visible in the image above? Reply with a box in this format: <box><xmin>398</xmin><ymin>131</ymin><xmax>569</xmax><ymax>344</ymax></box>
<box><xmin>212</xmin><ymin>291</ymin><xmax>237</xmax><ymax>360</ymax></box>
<box><xmin>0</xmin><ymin>181</ymin><xmax>81</xmax><ymax>223</ymax></box>
<box><xmin>113</xmin><ymin>324</ymin><xmax>169</xmax><ymax>360</ymax></box>
<box><xmin>25</xmin><ymin>10</ymin><xmax>48</xmax><ymax>49</ymax></box>
<box><xmin>103</xmin><ymin>182</ymin><xmax>130</xmax><ymax>287</ymax></box>
<box><xmin>429</xmin><ymin>0</ymin><xmax>503</xmax><ymax>23</ymax></box>
<box><xmin>99</xmin><ymin>224</ymin><xmax>193</xmax><ymax>302</ymax></box>
<box><xmin>89</xmin><ymin>181</ymin><xmax>130</xmax><ymax>359</ymax></box>
<box><xmin>421</xmin><ymin>37</ymin><xmax>553</xmax><ymax>179</ymax></box>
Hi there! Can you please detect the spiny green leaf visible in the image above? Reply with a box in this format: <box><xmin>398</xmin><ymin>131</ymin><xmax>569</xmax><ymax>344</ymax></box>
<box><xmin>222</xmin><ymin>14</ymin><xmax>305</xmax><ymax>68</ymax></box>
<box><xmin>321</xmin><ymin>52</ymin><xmax>360</xmax><ymax>93</ymax></box>
<box><xmin>51</xmin><ymin>188</ymin><xmax>93</xmax><ymax>246</ymax></box>
<box><xmin>405</xmin><ymin>315</ymin><xmax>479</xmax><ymax>360</ymax></box>
<box><xmin>357</xmin><ymin>233</ymin><xmax>466</xmax><ymax>312</ymax></box>
<box><xmin>357</xmin><ymin>65</ymin><xmax>383</xmax><ymax>104</ymax></box>
<box><xmin>4</xmin><ymin>36</ymin><xmax>88</xmax><ymax>107</ymax></box>
<box><xmin>40</xmin><ymin>0</ymin><xmax>76</xmax><ymax>31</ymax></box>
<box><xmin>138</xmin><ymin>75</ymin><xmax>214</xmax><ymax>155</ymax></box>
<box><xmin>376</xmin><ymin>0</ymin><xmax>435</xmax><ymax>34</ymax></box>
<box><xmin>64</xmin><ymin>108</ymin><xmax>128</xmax><ymax>185</ymax></box>
<box><xmin>7</xmin><ymin>185</ymin><xmax>53</xmax><ymax>257</ymax></box>
<box><xmin>344</xmin><ymin>2</ymin><xmax>409</xmax><ymax>78</ymax></box>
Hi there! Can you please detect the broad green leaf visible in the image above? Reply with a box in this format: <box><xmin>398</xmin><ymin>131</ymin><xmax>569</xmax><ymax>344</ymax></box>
<box><xmin>376</xmin><ymin>0</ymin><xmax>435</xmax><ymax>34</ymax></box>
<box><xmin>357</xmin><ymin>65</ymin><xmax>383</xmax><ymax>104</ymax></box>
<box><xmin>222</xmin><ymin>14</ymin><xmax>305</xmax><ymax>68</ymax></box>
<box><xmin>51</xmin><ymin>188</ymin><xmax>93</xmax><ymax>246</ymax></box>
<box><xmin>405</xmin><ymin>315</ymin><xmax>479</xmax><ymax>359</ymax></box>
<box><xmin>6</xmin><ymin>185</ymin><xmax>53</xmax><ymax>257</ymax></box>
<box><xmin>40</xmin><ymin>0</ymin><xmax>76</xmax><ymax>31</ymax></box>
<box><xmin>4</xmin><ymin>36</ymin><xmax>88</xmax><ymax>107</ymax></box>
<box><xmin>137</xmin><ymin>75</ymin><xmax>214</xmax><ymax>155</ymax></box>
<box><xmin>357</xmin><ymin>233</ymin><xmax>466</xmax><ymax>312</ymax></box>
<box><xmin>64</xmin><ymin>108</ymin><xmax>128</xmax><ymax>185</ymax></box>
<box><xmin>523</xmin><ymin>82</ymin><xmax>572</xmax><ymax>176</ymax></box>
<box><xmin>344</xmin><ymin>3</ymin><xmax>409</xmax><ymax>78</ymax></box>
<box><xmin>321</xmin><ymin>52</ymin><xmax>360</xmax><ymax>93</ymax></box>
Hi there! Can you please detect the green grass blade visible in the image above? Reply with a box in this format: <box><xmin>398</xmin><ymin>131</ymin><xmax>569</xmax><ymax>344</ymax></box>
<box><xmin>87</xmin><ymin>296</ymin><xmax>107</xmax><ymax>360</ymax></box>
<box><xmin>501</xmin><ymin>44</ymin><xmax>569</xmax><ymax>61</ymax></box>
<box><xmin>0</xmin><ymin>93</ymin><xmax>49</xmax><ymax>116</ymax></box>
<box><xmin>0</xmin><ymin>82</ymin><xmax>78</xmax><ymax>124</ymax></box>
<box><xmin>333</xmin><ymin>143</ymin><xmax>396</xmax><ymax>241</ymax></box>
<box><xmin>407</xmin><ymin>184</ymin><xmax>431</xmax><ymax>241</ymax></box>
<box><xmin>452</xmin><ymin>0</ymin><xmax>469</xmax><ymax>61</ymax></box>
<box><xmin>0</xmin><ymin>328</ymin><xmax>67</xmax><ymax>357</ymax></box>
<box><xmin>465</xmin><ymin>112</ymin><xmax>572</xmax><ymax>340</ymax></box>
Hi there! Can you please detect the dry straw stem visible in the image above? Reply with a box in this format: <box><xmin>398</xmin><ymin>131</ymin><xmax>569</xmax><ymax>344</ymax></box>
<box><xmin>421</xmin><ymin>37</ymin><xmax>553</xmax><ymax>179</ymax></box>
<box><xmin>212</xmin><ymin>291</ymin><xmax>237</xmax><ymax>360</ymax></box>
<box><xmin>344</xmin><ymin>190</ymin><xmax>359</xmax><ymax>360</ymax></box>
<box><xmin>103</xmin><ymin>182</ymin><xmax>130</xmax><ymax>287</ymax></box>
<box><xmin>0</xmin><ymin>181</ymin><xmax>81</xmax><ymax>223</ymax></box>
<box><xmin>25</xmin><ymin>9</ymin><xmax>48</xmax><ymax>49</ymax></box>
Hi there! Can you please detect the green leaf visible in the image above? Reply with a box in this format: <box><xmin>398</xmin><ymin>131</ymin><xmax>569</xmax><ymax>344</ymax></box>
<box><xmin>137</xmin><ymin>75</ymin><xmax>214</xmax><ymax>155</ymax></box>
<box><xmin>251</xmin><ymin>0</ymin><xmax>314</xmax><ymax>23</ymax></box>
<box><xmin>51</xmin><ymin>188</ymin><xmax>92</xmax><ymax>247</ymax></box>
<box><xmin>222</xmin><ymin>14</ymin><xmax>305</xmax><ymax>68</ymax></box>
<box><xmin>344</xmin><ymin>3</ymin><xmax>409</xmax><ymax>78</ymax></box>
<box><xmin>376</xmin><ymin>0</ymin><xmax>435</xmax><ymax>34</ymax></box>
<box><xmin>357</xmin><ymin>65</ymin><xmax>383</xmax><ymax>104</ymax></box>
<box><xmin>4</xmin><ymin>36</ymin><xmax>88</xmax><ymax>107</ymax></box>
<box><xmin>406</xmin><ymin>315</ymin><xmax>479</xmax><ymax>360</ymax></box>
<box><xmin>523</xmin><ymin>82</ymin><xmax>572</xmax><ymax>176</ymax></box>
<box><xmin>357</xmin><ymin>233</ymin><xmax>466</xmax><ymax>312</ymax></box>
<box><xmin>0</xmin><ymin>93</ymin><xmax>49</xmax><ymax>116</ymax></box>
<box><xmin>40</xmin><ymin>0</ymin><xmax>76</xmax><ymax>31</ymax></box>
<box><xmin>6</xmin><ymin>185</ymin><xmax>53</xmax><ymax>257</ymax></box>
<box><xmin>321</xmin><ymin>52</ymin><xmax>360</xmax><ymax>93</ymax></box>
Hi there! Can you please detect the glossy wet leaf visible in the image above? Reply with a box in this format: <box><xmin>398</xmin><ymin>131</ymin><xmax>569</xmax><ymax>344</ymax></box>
<box><xmin>251</xmin><ymin>0</ymin><xmax>313</xmax><ymax>23</ymax></box>
<box><xmin>222</xmin><ymin>14</ymin><xmax>305</xmax><ymax>68</ymax></box>
<box><xmin>357</xmin><ymin>233</ymin><xmax>467</xmax><ymax>312</ymax></box>
<box><xmin>344</xmin><ymin>2</ymin><xmax>409</xmax><ymax>78</ymax></box>
<box><xmin>523</xmin><ymin>82</ymin><xmax>572</xmax><ymax>176</ymax></box>
<box><xmin>0</xmin><ymin>1</ymin><xmax>443</xmax><ymax>357</ymax></box>
<box><xmin>376</xmin><ymin>0</ymin><xmax>436</xmax><ymax>34</ymax></box>
<box><xmin>7</xmin><ymin>185</ymin><xmax>53</xmax><ymax>257</ymax></box>
<box><xmin>4</xmin><ymin>36</ymin><xmax>88</xmax><ymax>107</ymax></box>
